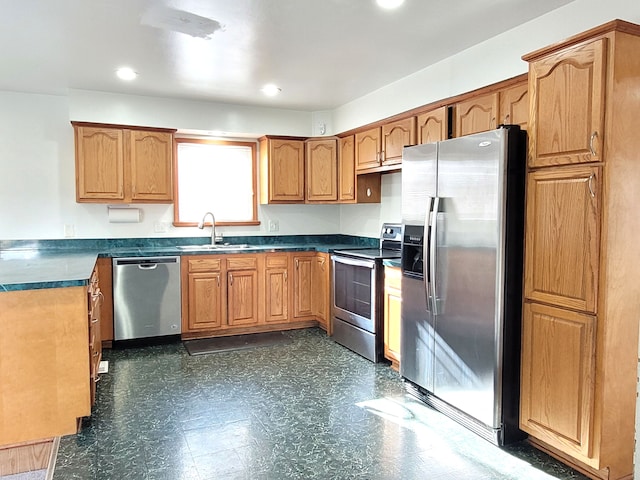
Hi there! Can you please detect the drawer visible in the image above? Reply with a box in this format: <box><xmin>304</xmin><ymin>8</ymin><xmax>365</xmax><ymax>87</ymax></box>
<box><xmin>188</xmin><ymin>257</ymin><xmax>222</xmax><ymax>272</ymax></box>
<box><xmin>266</xmin><ymin>254</ymin><xmax>288</xmax><ymax>268</ymax></box>
<box><xmin>227</xmin><ymin>256</ymin><xmax>257</xmax><ymax>270</ymax></box>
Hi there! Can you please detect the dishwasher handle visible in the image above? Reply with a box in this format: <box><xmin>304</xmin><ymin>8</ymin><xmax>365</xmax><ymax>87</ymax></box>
<box><xmin>138</xmin><ymin>263</ymin><xmax>158</xmax><ymax>270</ymax></box>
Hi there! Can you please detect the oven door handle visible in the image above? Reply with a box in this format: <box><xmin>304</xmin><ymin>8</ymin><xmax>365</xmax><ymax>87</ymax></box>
<box><xmin>331</xmin><ymin>255</ymin><xmax>375</xmax><ymax>269</ymax></box>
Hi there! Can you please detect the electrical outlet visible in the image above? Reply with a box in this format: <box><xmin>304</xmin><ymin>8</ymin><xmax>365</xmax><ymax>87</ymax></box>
<box><xmin>154</xmin><ymin>222</ymin><xmax>168</xmax><ymax>233</ymax></box>
<box><xmin>268</xmin><ymin>220</ymin><xmax>279</xmax><ymax>232</ymax></box>
<box><xmin>64</xmin><ymin>224</ymin><xmax>75</xmax><ymax>238</ymax></box>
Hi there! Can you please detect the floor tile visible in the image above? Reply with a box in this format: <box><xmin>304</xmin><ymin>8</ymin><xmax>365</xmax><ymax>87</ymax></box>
<box><xmin>52</xmin><ymin>328</ymin><xmax>590</xmax><ymax>480</ymax></box>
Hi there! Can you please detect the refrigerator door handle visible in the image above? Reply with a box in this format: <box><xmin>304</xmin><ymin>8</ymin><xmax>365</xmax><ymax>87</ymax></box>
<box><xmin>430</xmin><ymin>196</ymin><xmax>440</xmax><ymax>316</ymax></box>
<box><xmin>423</xmin><ymin>197</ymin><xmax>434</xmax><ymax>312</ymax></box>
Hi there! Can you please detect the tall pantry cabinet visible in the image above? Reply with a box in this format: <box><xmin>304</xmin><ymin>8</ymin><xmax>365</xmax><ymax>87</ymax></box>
<box><xmin>519</xmin><ymin>20</ymin><xmax>640</xmax><ymax>480</ymax></box>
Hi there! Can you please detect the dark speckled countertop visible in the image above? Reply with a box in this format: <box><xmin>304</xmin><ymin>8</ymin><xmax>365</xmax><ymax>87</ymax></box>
<box><xmin>0</xmin><ymin>234</ymin><xmax>377</xmax><ymax>292</ymax></box>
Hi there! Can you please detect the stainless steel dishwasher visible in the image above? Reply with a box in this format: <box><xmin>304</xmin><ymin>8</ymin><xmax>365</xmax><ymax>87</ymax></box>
<box><xmin>113</xmin><ymin>256</ymin><xmax>181</xmax><ymax>341</ymax></box>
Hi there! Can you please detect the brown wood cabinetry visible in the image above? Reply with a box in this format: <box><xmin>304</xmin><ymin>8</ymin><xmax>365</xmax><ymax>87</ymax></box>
<box><xmin>338</xmin><ymin>135</ymin><xmax>356</xmax><ymax>202</ymax></box>
<box><xmin>96</xmin><ymin>257</ymin><xmax>114</xmax><ymax>343</ymax></box>
<box><xmin>259</xmin><ymin>136</ymin><xmax>305</xmax><ymax>203</ymax></box>
<box><xmin>182</xmin><ymin>252</ymin><xmax>327</xmax><ymax>338</ymax></box>
<box><xmin>0</xmin><ymin>279</ymin><xmax>99</xmax><ymax>444</ymax></box>
<box><xmin>312</xmin><ymin>253</ymin><xmax>330</xmax><ymax>334</ymax></box>
<box><xmin>383</xmin><ymin>266</ymin><xmax>401</xmax><ymax>370</ymax></box>
<box><xmin>292</xmin><ymin>252</ymin><xmax>315</xmax><ymax>319</ymax></box>
<box><xmin>264</xmin><ymin>254</ymin><xmax>289</xmax><ymax>323</ymax></box>
<box><xmin>527</xmin><ymin>39</ymin><xmax>605</xmax><ymax>168</ymax></box>
<box><xmin>339</xmin><ymin>135</ymin><xmax>381</xmax><ymax>204</ymax></box>
<box><xmin>72</xmin><ymin>122</ymin><xmax>175</xmax><ymax>203</ymax></box>
<box><xmin>87</xmin><ymin>266</ymin><xmax>103</xmax><ymax>406</ymax></box>
<box><xmin>306</xmin><ymin>138</ymin><xmax>338</xmax><ymax>202</ymax></box>
<box><xmin>498</xmin><ymin>82</ymin><xmax>529</xmax><ymax>129</ymax></box>
<box><xmin>417</xmin><ymin>106</ymin><xmax>449</xmax><ymax>144</ymax></box>
<box><xmin>355</xmin><ymin>117</ymin><xmax>416</xmax><ymax>172</ymax></box>
<box><xmin>519</xmin><ymin>20</ymin><xmax>640</xmax><ymax>480</ymax></box>
<box><xmin>226</xmin><ymin>256</ymin><xmax>260</xmax><ymax>327</ymax></box>
<box><xmin>454</xmin><ymin>92</ymin><xmax>498</xmax><ymax>137</ymax></box>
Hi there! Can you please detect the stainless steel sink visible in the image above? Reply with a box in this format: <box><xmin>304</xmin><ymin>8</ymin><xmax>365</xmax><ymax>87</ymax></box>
<box><xmin>177</xmin><ymin>244</ymin><xmax>252</xmax><ymax>251</ymax></box>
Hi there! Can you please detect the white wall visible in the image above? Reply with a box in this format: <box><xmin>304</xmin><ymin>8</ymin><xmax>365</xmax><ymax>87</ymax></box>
<box><xmin>0</xmin><ymin>90</ymin><xmax>341</xmax><ymax>240</ymax></box>
<box><xmin>332</xmin><ymin>0</ymin><xmax>640</xmax><ymax>133</ymax></box>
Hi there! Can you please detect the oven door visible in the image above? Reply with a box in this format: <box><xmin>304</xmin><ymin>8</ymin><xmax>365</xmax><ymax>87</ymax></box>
<box><xmin>331</xmin><ymin>254</ymin><xmax>377</xmax><ymax>332</ymax></box>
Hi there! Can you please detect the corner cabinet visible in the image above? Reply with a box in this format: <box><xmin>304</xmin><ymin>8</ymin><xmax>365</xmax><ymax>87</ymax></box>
<box><xmin>72</xmin><ymin>122</ymin><xmax>175</xmax><ymax>203</ymax></box>
<box><xmin>519</xmin><ymin>20</ymin><xmax>640</xmax><ymax>480</ymax></box>
<box><xmin>259</xmin><ymin>136</ymin><xmax>305</xmax><ymax>203</ymax></box>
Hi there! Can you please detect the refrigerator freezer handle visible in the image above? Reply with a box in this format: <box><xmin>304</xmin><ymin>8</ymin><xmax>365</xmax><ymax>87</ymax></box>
<box><xmin>430</xmin><ymin>196</ymin><xmax>440</xmax><ymax>315</ymax></box>
<box><xmin>423</xmin><ymin>197</ymin><xmax>433</xmax><ymax>312</ymax></box>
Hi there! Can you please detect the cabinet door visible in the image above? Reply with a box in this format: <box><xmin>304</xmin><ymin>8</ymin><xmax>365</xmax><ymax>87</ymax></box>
<box><xmin>293</xmin><ymin>254</ymin><xmax>314</xmax><ymax>318</ymax></box>
<box><xmin>311</xmin><ymin>254</ymin><xmax>330</xmax><ymax>332</ymax></box>
<box><xmin>355</xmin><ymin>127</ymin><xmax>381</xmax><ymax>171</ymax></box>
<box><xmin>227</xmin><ymin>269</ymin><xmax>259</xmax><ymax>327</ymax></box>
<box><xmin>499</xmin><ymin>82</ymin><xmax>529</xmax><ymax>129</ymax></box>
<box><xmin>417</xmin><ymin>106</ymin><xmax>448</xmax><ymax>144</ymax></box>
<box><xmin>382</xmin><ymin>117</ymin><xmax>416</xmax><ymax>165</ymax></box>
<box><xmin>187</xmin><ymin>272</ymin><xmax>224</xmax><ymax>331</ymax></box>
<box><xmin>129</xmin><ymin>130</ymin><xmax>174</xmax><ymax>202</ymax></box>
<box><xmin>269</xmin><ymin>139</ymin><xmax>305</xmax><ymax>202</ymax></box>
<box><xmin>383</xmin><ymin>267</ymin><xmax>402</xmax><ymax>368</ymax></box>
<box><xmin>529</xmin><ymin>38</ymin><xmax>606</xmax><ymax>167</ymax></box>
<box><xmin>454</xmin><ymin>92</ymin><xmax>498</xmax><ymax>137</ymax></box>
<box><xmin>75</xmin><ymin>126</ymin><xmax>125</xmax><ymax>201</ymax></box>
<box><xmin>520</xmin><ymin>302</ymin><xmax>596</xmax><ymax>461</ymax></box>
<box><xmin>265</xmin><ymin>267</ymin><xmax>288</xmax><ymax>323</ymax></box>
<box><xmin>306</xmin><ymin>139</ymin><xmax>337</xmax><ymax>202</ymax></box>
<box><xmin>338</xmin><ymin>135</ymin><xmax>355</xmax><ymax>202</ymax></box>
<box><xmin>524</xmin><ymin>165</ymin><xmax>600</xmax><ymax>313</ymax></box>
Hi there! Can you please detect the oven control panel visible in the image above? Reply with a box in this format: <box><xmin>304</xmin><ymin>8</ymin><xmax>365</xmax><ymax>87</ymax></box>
<box><xmin>381</xmin><ymin>223</ymin><xmax>402</xmax><ymax>243</ymax></box>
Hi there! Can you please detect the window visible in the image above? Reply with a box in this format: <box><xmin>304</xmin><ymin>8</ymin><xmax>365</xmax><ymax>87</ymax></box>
<box><xmin>174</xmin><ymin>138</ymin><xmax>258</xmax><ymax>226</ymax></box>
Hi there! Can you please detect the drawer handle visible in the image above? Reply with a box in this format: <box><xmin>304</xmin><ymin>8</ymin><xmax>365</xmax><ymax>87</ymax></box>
<box><xmin>93</xmin><ymin>350</ymin><xmax>100</xmax><ymax>357</ymax></box>
<box><xmin>94</xmin><ymin>375</ymin><xmax>101</xmax><ymax>383</ymax></box>
<box><xmin>91</xmin><ymin>316</ymin><xmax>99</xmax><ymax>324</ymax></box>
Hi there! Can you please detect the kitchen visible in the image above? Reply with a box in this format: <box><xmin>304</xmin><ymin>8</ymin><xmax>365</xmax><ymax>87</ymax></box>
<box><xmin>1</xmin><ymin>0</ymin><xmax>640</xmax><ymax>479</ymax></box>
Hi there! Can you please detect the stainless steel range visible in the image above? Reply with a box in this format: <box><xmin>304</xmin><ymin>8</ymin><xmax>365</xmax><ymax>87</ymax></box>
<box><xmin>330</xmin><ymin>223</ymin><xmax>402</xmax><ymax>362</ymax></box>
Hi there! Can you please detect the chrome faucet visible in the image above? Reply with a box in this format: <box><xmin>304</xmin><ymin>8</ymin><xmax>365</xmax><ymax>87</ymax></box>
<box><xmin>198</xmin><ymin>212</ymin><xmax>217</xmax><ymax>245</ymax></box>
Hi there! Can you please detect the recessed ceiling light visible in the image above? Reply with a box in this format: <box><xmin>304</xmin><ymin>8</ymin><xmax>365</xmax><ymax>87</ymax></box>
<box><xmin>116</xmin><ymin>67</ymin><xmax>138</xmax><ymax>81</ymax></box>
<box><xmin>261</xmin><ymin>84</ymin><xmax>281</xmax><ymax>97</ymax></box>
<box><xmin>376</xmin><ymin>0</ymin><xmax>405</xmax><ymax>9</ymax></box>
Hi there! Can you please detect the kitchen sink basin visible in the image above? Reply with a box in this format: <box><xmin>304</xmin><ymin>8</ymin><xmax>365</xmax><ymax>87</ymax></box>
<box><xmin>177</xmin><ymin>244</ymin><xmax>252</xmax><ymax>251</ymax></box>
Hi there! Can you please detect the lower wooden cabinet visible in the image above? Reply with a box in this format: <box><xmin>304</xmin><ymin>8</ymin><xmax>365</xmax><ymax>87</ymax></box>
<box><xmin>520</xmin><ymin>302</ymin><xmax>596</xmax><ymax>461</ymax></box>
<box><xmin>383</xmin><ymin>266</ymin><xmax>401</xmax><ymax>370</ymax></box>
<box><xmin>264</xmin><ymin>254</ymin><xmax>289</xmax><ymax>323</ymax></box>
<box><xmin>87</xmin><ymin>265</ymin><xmax>103</xmax><ymax>406</ymax></box>
<box><xmin>182</xmin><ymin>252</ymin><xmax>328</xmax><ymax>338</ymax></box>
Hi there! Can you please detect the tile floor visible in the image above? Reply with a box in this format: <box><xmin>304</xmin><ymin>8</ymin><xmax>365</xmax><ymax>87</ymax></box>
<box><xmin>53</xmin><ymin>328</ymin><xmax>589</xmax><ymax>480</ymax></box>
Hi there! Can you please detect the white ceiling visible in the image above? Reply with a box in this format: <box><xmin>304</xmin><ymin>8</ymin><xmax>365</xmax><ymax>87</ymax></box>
<box><xmin>1</xmin><ymin>0</ymin><xmax>574</xmax><ymax>111</ymax></box>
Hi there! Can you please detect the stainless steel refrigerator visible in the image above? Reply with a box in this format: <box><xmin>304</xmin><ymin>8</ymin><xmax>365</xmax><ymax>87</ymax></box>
<box><xmin>400</xmin><ymin>126</ymin><xmax>526</xmax><ymax>446</ymax></box>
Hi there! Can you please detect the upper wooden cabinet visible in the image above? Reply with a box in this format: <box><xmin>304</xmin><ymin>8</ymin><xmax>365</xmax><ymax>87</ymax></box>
<box><xmin>259</xmin><ymin>136</ymin><xmax>305</xmax><ymax>204</ymax></box>
<box><xmin>338</xmin><ymin>135</ymin><xmax>356</xmax><ymax>202</ymax></box>
<box><xmin>339</xmin><ymin>135</ymin><xmax>382</xmax><ymax>204</ymax></box>
<box><xmin>355</xmin><ymin>117</ymin><xmax>416</xmax><ymax>172</ymax></box>
<box><xmin>305</xmin><ymin>138</ymin><xmax>338</xmax><ymax>203</ymax></box>
<box><xmin>454</xmin><ymin>92</ymin><xmax>498</xmax><ymax>137</ymax></box>
<box><xmin>72</xmin><ymin>122</ymin><xmax>175</xmax><ymax>203</ymax></box>
<box><xmin>519</xmin><ymin>20</ymin><xmax>640</xmax><ymax>480</ymax></box>
<box><xmin>417</xmin><ymin>106</ymin><xmax>449</xmax><ymax>144</ymax></box>
<box><xmin>381</xmin><ymin>117</ymin><xmax>416</xmax><ymax>165</ymax></box>
<box><xmin>498</xmin><ymin>82</ymin><xmax>529</xmax><ymax>129</ymax></box>
<box><xmin>527</xmin><ymin>39</ymin><xmax>605</xmax><ymax>168</ymax></box>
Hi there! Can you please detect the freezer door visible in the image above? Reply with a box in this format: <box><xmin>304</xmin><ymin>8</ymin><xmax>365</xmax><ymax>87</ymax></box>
<box><xmin>401</xmin><ymin>142</ymin><xmax>437</xmax><ymax>225</ymax></box>
<box><xmin>400</xmin><ymin>273</ymin><xmax>435</xmax><ymax>391</ymax></box>
<box><xmin>432</xmin><ymin>129</ymin><xmax>507</xmax><ymax>428</ymax></box>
